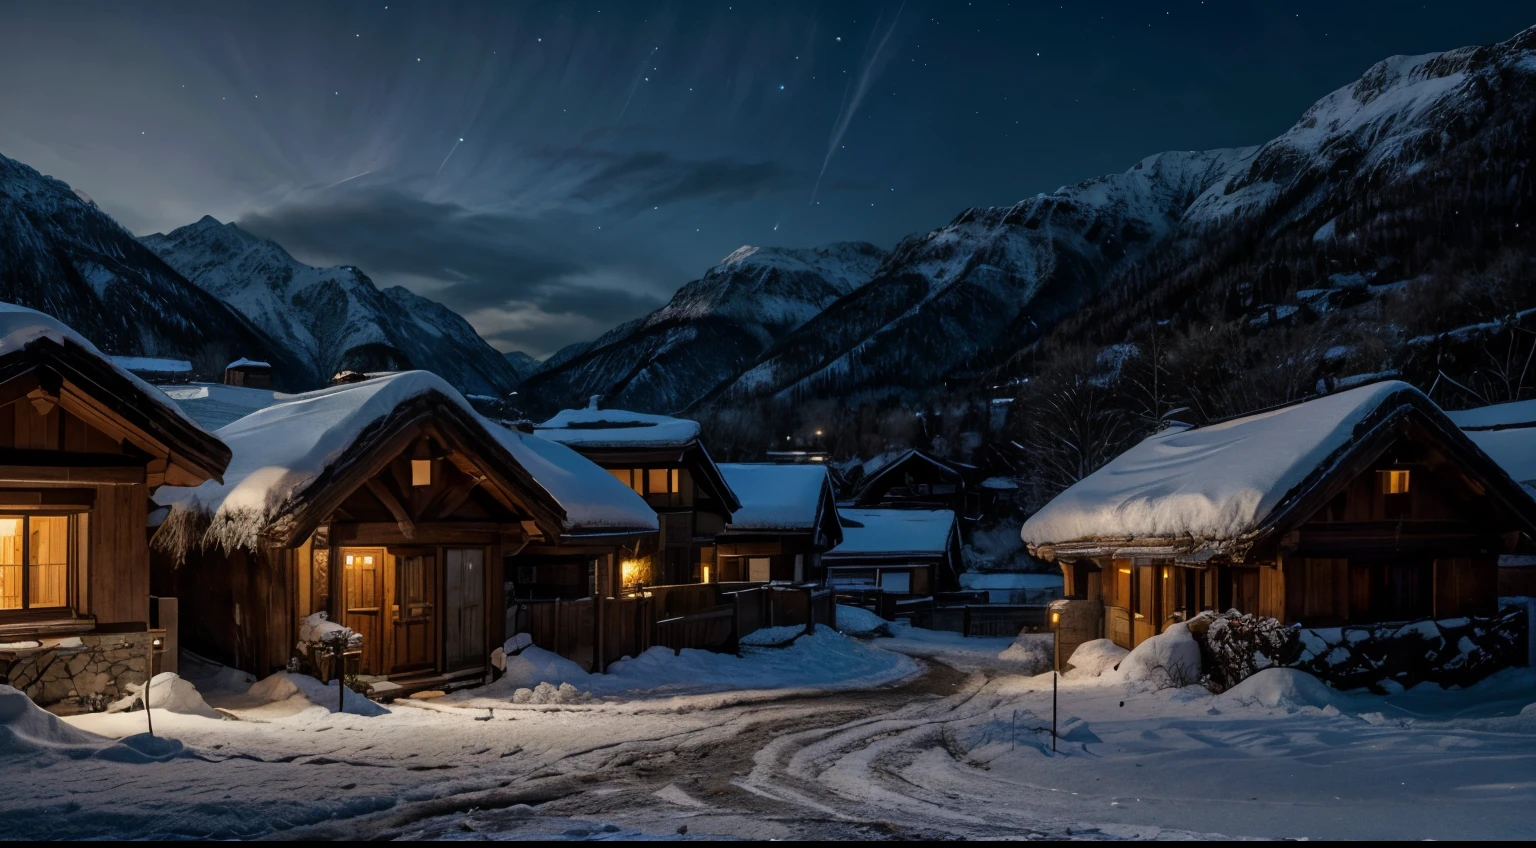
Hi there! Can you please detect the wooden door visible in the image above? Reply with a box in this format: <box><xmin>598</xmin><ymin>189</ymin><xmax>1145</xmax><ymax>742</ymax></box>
<box><xmin>443</xmin><ymin>548</ymin><xmax>486</xmax><ymax>671</ymax></box>
<box><xmin>342</xmin><ymin>547</ymin><xmax>386</xmax><ymax>674</ymax></box>
<box><xmin>390</xmin><ymin>553</ymin><xmax>438</xmax><ymax>674</ymax></box>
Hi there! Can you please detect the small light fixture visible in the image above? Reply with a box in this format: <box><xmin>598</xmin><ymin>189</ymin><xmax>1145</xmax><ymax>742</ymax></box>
<box><xmin>1050</xmin><ymin>610</ymin><xmax>1060</xmax><ymax>626</ymax></box>
<box><xmin>151</xmin><ymin>637</ymin><xmax>164</xmax><ymax>649</ymax></box>
<box><xmin>701</xmin><ymin>565</ymin><xmax>711</xmax><ymax>583</ymax></box>
<box><xmin>1118</xmin><ymin>567</ymin><xmax>1132</xmax><ymax>575</ymax></box>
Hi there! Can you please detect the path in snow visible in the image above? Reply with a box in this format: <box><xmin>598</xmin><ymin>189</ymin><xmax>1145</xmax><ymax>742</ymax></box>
<box><xmin>6</xmin><ymin>634</ymin><xmax>1535</xmax><ymax>840</ymax></box>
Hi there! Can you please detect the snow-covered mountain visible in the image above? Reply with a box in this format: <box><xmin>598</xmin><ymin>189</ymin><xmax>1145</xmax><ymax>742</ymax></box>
<box><xmin>713</xmin><ymin>26</ymin><xmax>1536</xmax><ymax>407</ymax></box>
<box><xmin>141</xmin><ymin>217</ymin><xmax>520</xmax><ymax>395</ymax></box>
<box><xmin>503</xmin><ymin>350</ymin><xmax>540</xmax><ymax>383</ymax></box>
<box><xmin>0</xmin><ymin>153</ymin><xmax>298</xmax><ymax>380</ymax></box>
<box><xmin>520</xmin><ymin>242</ymin><xmax>885</xmax><ymax>413</ymax></box>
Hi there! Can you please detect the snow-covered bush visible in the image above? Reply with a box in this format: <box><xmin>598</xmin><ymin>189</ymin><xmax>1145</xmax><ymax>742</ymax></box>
<box><xmin>1064</xmin><ymin>639</ymin><xmax>1129</xmax><ymax>679</ymax></box>
<box><xmin>1193</xmin><ymin>610</ymin><xmax>1301</xmax><ymax>693</ymax></box>
<box><xmin>836</xmin><ymin>604</ymin><xmax>891</xmax><ymax>638</ymax></box>
<box><xmin>1118</xmin><ymin>622</ymin><xmax>1202</xmax><ymax>690</ymax></box>
<box><xmin>997</xmin><ymin>632</ymin><xmax>1053</xmax><ymax>672</ymax></box>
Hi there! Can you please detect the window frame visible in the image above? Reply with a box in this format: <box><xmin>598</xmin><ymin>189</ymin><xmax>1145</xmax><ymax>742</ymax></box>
<box><xmin>0</xmin><ymin>512</ymin><xmax>81</xmax><ymax>615</ymax></box>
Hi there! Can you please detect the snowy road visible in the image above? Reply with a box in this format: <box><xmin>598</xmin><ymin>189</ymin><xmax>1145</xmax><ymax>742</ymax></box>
<box><xmin>7</xmin><ymin>631</ymin><xmax>1536</xmax><ymax>840</ymax></box>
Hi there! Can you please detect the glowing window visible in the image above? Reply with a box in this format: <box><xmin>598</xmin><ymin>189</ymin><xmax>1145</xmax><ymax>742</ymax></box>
<box><xmin>608</xmin><ymin>468</ymin><xmax>632</xmax><ymax>488</ymax></box>
<box><xmin>0</xmin><ymin>515</ymin><xmax>73</xmax><ymax>611</ymax></box>
<box><xmin>648</xmin><ymin>469</ymin><xmax>670</xmax><ymax>494</ymax></box>
<box><xmin>1381</xmin><ymin>469</ymin><xmax>1411</xmax><ymax>495</ymax></box>
<box><xmin>411</xmin><ymin>459</ymin><xmax>432</xmax><ymax>487</ymax></box>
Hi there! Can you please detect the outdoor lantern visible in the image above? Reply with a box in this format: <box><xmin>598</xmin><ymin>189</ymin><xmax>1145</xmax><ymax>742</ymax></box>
<box><xmin>1051</xmin><ymin>610</ymin><xmax>1060</xmax><ymax>626</ymax></box>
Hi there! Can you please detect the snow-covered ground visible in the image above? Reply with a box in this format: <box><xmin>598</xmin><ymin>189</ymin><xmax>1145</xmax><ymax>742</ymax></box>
<box><xmin>2</xmin><ymin>625</ymin><xmax>1533</xmax><ymax>840</ymax></box>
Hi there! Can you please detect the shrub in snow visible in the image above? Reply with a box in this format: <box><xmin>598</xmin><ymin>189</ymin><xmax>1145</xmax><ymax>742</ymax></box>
<box><xmin>511</xmin><ymin>682</ymin><xmax>592</xmax><ymax>705</ymax></box>
<box><xmin>997</xmin><ymin>632</ymin><xmax>1053</xmax><ymax>673</ymax></box>
<box><xmin>835</xmin><ymin>604</ymin><xmax>890</xmax><ymax>638</ymax></box>
<box><xmin>1192</xmin><ymin>610</ymin><xmax>1301</xmax><ymax>693</ymax></box>
<box><xmin>1064</xmin><ymin>639</ymin><xmax>1128</xmax><ymax>680</ymax></box>
<box><xmin>1118</xmin><ymin>622</ymin><xmax>1202</xmax><ymax>690</ymax></box>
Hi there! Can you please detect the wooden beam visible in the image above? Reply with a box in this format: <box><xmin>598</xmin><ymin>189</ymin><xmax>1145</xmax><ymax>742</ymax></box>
<box><xmin>421</xmin><ymin>472</ymin><xmax>484</xmax><ymax>520</ymax></box>
<box><xmin>365</xmin><ymin>477</ymin><xmax>416</xmax><ymax>539</ymax></box>
<box><xmin>27</xmin><ymin>387</ymin><xmax>58</xmax><ymax>417</ymax></box>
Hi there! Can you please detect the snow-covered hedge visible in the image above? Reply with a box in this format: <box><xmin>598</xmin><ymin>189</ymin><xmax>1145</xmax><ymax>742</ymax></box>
<box><xmin>1191</xmin><ymin>606</ymin><xmax>1528</xmax><ymax>694</ymax></box>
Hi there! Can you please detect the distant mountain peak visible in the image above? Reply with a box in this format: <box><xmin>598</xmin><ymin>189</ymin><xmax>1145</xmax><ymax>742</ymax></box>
<box><xmin>140</xmin><ymin>217</ymin><xmax>519</xmax><ymax>394</ymax></box>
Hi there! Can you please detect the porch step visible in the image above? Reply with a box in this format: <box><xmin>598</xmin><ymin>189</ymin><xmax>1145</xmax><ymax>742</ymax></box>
<box><xmin>376</xmin><ymin>666</ymin><xmax>487</xmax><ymax>701</ymax></box>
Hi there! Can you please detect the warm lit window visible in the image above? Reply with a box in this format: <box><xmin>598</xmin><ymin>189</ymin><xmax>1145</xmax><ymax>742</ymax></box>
<box><xmin>648</xmin><ymin>468</ymin><xmax>671</xmax><ymax>494</ymax></box>
<box><xmin>608</xmin><ymin>468</ymin><xmax>632</xmax><ymax>488</ymax></box>
<box><xmin>1381</xmin><ymin>469</ymin><xmax>1411</xmax><ymax>494</ymax></box>
<box><xmin>0</xmin><ymin>515</ymin><xmax>73</xmax><ymax>611</ymax></box>
<box><xmin>411</xmin><ymin>459</ymin><xmax>433</xmax><ymax>487</ymax></box>
<box><xmin>671</xmin><ymin>468</ymin><xmax>680</xmax><ymax>493</ymax></box>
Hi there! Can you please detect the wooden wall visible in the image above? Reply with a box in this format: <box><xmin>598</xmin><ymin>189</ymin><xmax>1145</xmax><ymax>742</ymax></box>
<box><xmin>1433</xmin><ymin>556</ymin><xmax>1497</xmax><ymax>619</ymax></box>
<box><xmin>89</xmin><ymin>482</ymin><xmax>149</xmax><ymax>626</ymax></box>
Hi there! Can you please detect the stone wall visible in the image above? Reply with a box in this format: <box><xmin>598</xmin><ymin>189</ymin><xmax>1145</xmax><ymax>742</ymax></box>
<box><xmin>0</xmin><ymin>632</ymin><xmax>155</xmax><ymax>709</ymax></box>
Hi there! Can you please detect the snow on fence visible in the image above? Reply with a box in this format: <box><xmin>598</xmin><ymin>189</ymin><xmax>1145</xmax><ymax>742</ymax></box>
<box><xmin>511</xmin><ymin>583</ymin><xmax>837</xmax><ymax>670</ymax></box>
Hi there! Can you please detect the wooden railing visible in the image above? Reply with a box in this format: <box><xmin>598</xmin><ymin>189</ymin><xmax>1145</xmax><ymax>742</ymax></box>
<box><xmin>511</xmin><ymin>583</ymin><xmax>837</xmax><ymax>670</ymax></box>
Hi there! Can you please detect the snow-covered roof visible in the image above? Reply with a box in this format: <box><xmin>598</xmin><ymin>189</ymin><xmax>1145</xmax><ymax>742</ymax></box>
<box><xmin>1021</xmin><ymin>381</ymin><xmax>1438</xmax><ymax>554</ymax></box>
<box><xmin>225</xmin><ymin>357</ymin><xmax>271</xmax><ymax>370</ymax></box>
<box><xmin>1447</xmin><ymin>399</ymin><xmax>1536</xmax><ymax>495</ymax></box>
<box><xmin>159</xmin><ymin>383</ymin><xmax>285</xmax><ymax>431</ymax></box>
<box><xmin>0</xmin><ymin>302</ymin><xmax>201</xmax><ymax>431</ymax></box>
<box><xmin>156</xmin><ymin>371</ymin><xmax>654</xmax><ymax>551</ymax></box>
<box><xmin>110</xmin><ymin>356</ymin><xmax>192</xmax><ymax>374</ymax></box>
<box><xmin>1446</xmin><ymin>399</ymin><xmax>1536</xmax><ymax>430</ymax></box>
<box><xmin>536</xmin><ymin>404</ymin><xmax>701</xmax><ymax>449</ymax></box>
<box><xmin>485</xmin><ymin>423</ymin><xmax>658</xmax><ymax>535</ymax></box>
<box><xmin>829</xmin><ymin>509</ymin><xmax>957</xmax><ymax>557</ymax></box>
<box><xmin>719</xmin><ymin>463</ymin><xmax>832</xmax><ymax>532</ymax></box>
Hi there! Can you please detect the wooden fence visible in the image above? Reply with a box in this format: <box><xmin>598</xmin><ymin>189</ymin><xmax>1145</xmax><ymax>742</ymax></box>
<box><xmin>511</xmin><ymin>583</ymin><xmax>837</xmax><ymax>670</ymax></box>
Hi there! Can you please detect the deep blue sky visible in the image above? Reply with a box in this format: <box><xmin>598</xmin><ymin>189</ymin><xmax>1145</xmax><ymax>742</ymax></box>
<box><xmin>0</xmin><ymin>1</ymin><xmax>1530</xmax><ymax>356</ymax></box>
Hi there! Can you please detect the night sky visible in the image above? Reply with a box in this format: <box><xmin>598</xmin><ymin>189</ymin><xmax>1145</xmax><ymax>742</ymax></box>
<box><xmin>1</xmin><ymin>1</ymin><xmax>1529</xmax><ymax>356</ymax></box>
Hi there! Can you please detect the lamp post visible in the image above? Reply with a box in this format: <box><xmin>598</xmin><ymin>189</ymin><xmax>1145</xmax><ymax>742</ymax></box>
<box><xmin>145</xmin><ymin>635</ymin><xmax>164</xmax><ymax>737</ymax></box>
<box><xmin>1049</xmin><ymin>609</ymin><xmax>1061</xmax><ymax>754</ymax></box>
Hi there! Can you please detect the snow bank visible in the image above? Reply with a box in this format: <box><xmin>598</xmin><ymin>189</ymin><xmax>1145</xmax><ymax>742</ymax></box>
<box><xmin>107</xmin><ymin>673</ymin><xmax>221</xmax><ymax>719</ymax></box>
<box><xmin>832</xmin><ymin>509</ymin><xmax>956</xmax><ymax>556</ymax></box>
<box><xmin>1065</xmin><ymin>639</ymin><xmax>1129</xmax><ymax>679</ymax></box>
<box><xmin>835</xmin><ymin>604</ymin><xmax>890</xmax><ymax>636</ymax></box>
<box><xmin>739</xmin><ymin>625</ymin><xmax>807</xmax><ymax>647</ymax></box>
<box><xmin>452</xmin><ymin>629</ymin><xmax>915</xmax><ymax>704</ymax></box>
<box><xmin>1117</xmin><ymin>622</ymin><xmax>1202</xmax><ymax>690</ymax></box>
<box><xmin>719</xmin><ymin>463</ymin><xmax>831</xmax><ymax>531</ymax></box>
<box><xmin>1022</xmin><ymin>381</ymin><xmax>1426</xmax><ymax>549</ymax></box>
<box><xmin>0</xmin><ymin>685</ymin><xmax>102</xmax><ymax>754</ymax></box>
<box><xmin>1221</xmin><ymin>668</ymin><xmax>1335</xmax><ymax>711</ymax></box>
<box><xmin>247</xmin><ymin>672</ymin><xmax>388</xmax><ymax>716</ymax></box>
<box><xmin>997</xmin><ymin>632</ymin><xmax>1053</xmax><ymax>672</ymax></box>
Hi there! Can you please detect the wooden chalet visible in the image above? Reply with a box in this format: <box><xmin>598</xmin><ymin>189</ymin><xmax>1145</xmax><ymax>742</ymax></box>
<box><xmin>851</xmin><ymin>449</ymin><xmax>982</xmax><ymax>523</ymax></box>
<box><xmin>713</xmin><ymin>463</ymin><xmax>842</xmax><ymax>584</ymax></box>
<box><xmin>153</xmin><ymin>372</ymin><xmax>655</xmax><ymax>692</ymax></box>
<box><xmin>0</xmin><ymin>304</ymin><xmax>229</xmax><ymax>706</ymax></box>
<box><xmin>223</xmin><ymin>357</ymin><xmax>273</xmax><ymax>389</ymax></box>
<box><xmin>823</xmin><ymin>508</ymin><xmax>962</xmax><ymax>595</ymax></box>
<box><xmin>535</xmin><ymin>400</ymin><xmax>739</xmax><ymax>586</ymax></box>
<box><xmin>1023</xmin><ymin>381</ymin><xmax>1536</xmax><ymax>655</ymax></box>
